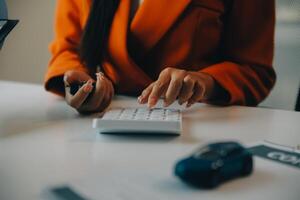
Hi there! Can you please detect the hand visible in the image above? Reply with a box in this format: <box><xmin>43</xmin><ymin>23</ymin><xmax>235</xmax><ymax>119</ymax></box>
<box><xmin>64</xmin><ymin>70</ymin><xmax>114</xmax><ymax>113</ymax></box>
<box><xmin>138</xmin><ymin>67</ymin><xmax>216</xmax><ymax>108</ymax></box>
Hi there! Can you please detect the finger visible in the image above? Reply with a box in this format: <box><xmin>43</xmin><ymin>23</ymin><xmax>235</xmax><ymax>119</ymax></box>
<box><xmin>186</xmin><ymin>82</ymin><xmax>205</xmax><ymax>108</ymax></box>
<box><xmin>97</xmin><ymin>75</ymin><xmax>114</xmax><ymax>111</ymax></box>
<box><xmin>63</xmin><ymin>74</ymin><xmax>71</xmax><ymax>87</ymax></box>
<box><xmin>103</xmin><ymin>80</ymin><xmax>114</xmax><ymax>109</ymax></box>
<box><xmin>178</xmin><ymin>75</ymin><xmax>195</xmax><ymax>105</ymax></box>
<box><xmin>84</xmin><ymin>74</ymin><xmax>107</xmax><ymax>111</ymax></box>
<box><xmin>148</xmin><ymin>79</ymin><xmax>170</xmax><ymax>108</ymax></box>
<box><xmin>106</xmin><ymin>82</ymin><xmax>114</xmax><ymax>105</ymax></box>
<box><xmin>94</xmin><ymin>74</ymin><xmax>114</xmax><ymax>112</ymax></box>
<box><xmin>106</xmin><ymin>77</ymin><xmax>114</xmax><ymax>99</ymax></box>
<box><xmin>98</xmin><ymin>85</ymin><xmax>113</xmax><ymax>112</ymax></box>
<box><xmin>138</xmin><ymin>83</ymin><xmax>154</xmax><ymax>104</ymax></box>
<box><xmin>66</xmin><ymin>80</ymin><xmax>94</xmax><ymax>109</ymax></box>
<box><xmin>94</xmin><ymin>78</ymin><xmax>111</xmax><ymax>112</ymax></box>
<box><xmin>164</xmin><ymin>72</ymin><xmax>185</xmax><ymax>107</ymax></box>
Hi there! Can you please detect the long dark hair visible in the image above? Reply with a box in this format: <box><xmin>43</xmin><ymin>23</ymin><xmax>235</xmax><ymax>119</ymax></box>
<box><xmin>79</xmin><ymin>0</ymin><xmax>120</xmax><ymax>71</ymax></box>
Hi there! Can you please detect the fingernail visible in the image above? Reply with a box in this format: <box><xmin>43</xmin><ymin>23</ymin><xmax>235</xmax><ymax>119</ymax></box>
<box><xmin>163</xmin><ymin>102</ymin><xmax>168</xmax><ymax>107</ymax></box>
<box><xmin>63</xmin><ymin>76</ymin><xmax>70</xmax><ymax>86</ymax></box>
<box><xmin>96</xmin><ymin>72</ymin><xmax>104</xmax><ymax>77</ymax></box>
<box><xmin>137</xmin><ymin>96</ymin><xmax>142</xmax><ymax>103</ymax></box>
<box><xmin>97</xmin><ymin>72</ymin><xmax>102</xmax><ymax>77</ymax></box>
<box><xmin>139</xmin><ymin>97</ymin><xmax>148</xmax><ymax>104</ymax></box>
<box><xmin>149</xmin><ymin>98</ymin><xmax>157</xmax><ymax>106</ymax></box>
<box><xmin>84</xmin><ymin>83</ymin><xmax>93</xmax><ymax>93</ymax></box>
<box><xmin>148</xmin><ymin>99</ymin><xmax>155</xmax><ymax>108</ymax></box>
<box><xmin>186</xmin><ymin>103</ymin><xmax>193</xmax><ymax>108</ymax></box>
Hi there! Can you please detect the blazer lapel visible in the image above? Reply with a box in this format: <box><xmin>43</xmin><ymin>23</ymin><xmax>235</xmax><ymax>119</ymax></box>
<box><xmin>131</xmin><ymin>0</ymin><xmax>192</xmax><ymax>51</ymax></box>
<box><xmin>104</xmin><ymin>0</ymin><xmax>192</xmax><ymax>93</ymax></box>
<box><xmin>106</xmin><ymin>0</ymin><xmax>152</xmax><ymax>92</ymax></box>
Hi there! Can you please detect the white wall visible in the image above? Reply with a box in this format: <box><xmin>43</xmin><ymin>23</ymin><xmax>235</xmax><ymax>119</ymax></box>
<box><xmin>260</xmin><ymin>0</ymin><xmax>300</xmax><ymax>110</ymax></box>
<box><xmin>0</xmin><ymin>0</ymin><xmax>55</xmax><ymax>84</ymax></box>
<box><xmin>0</xmin><ymin>0</ymin><xmax>299</xmax><ymax>110</ymax></box>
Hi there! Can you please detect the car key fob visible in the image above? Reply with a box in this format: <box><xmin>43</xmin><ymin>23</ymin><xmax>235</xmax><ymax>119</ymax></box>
<box><xmin>174</xmin><ymin>142</ymin><xmax>253</xmax><ymax>188</ymax></box>
<box><xmin>69</xmin><ymin>82</ymin><xmax>96</xmax><ymax>96</ymax></box>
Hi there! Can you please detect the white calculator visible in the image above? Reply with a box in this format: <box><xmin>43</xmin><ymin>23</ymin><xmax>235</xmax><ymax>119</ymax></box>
<box><xmin>93</xmin><ymin>108</ymin><xmax>182</xmax><ymax>135</ymax></box>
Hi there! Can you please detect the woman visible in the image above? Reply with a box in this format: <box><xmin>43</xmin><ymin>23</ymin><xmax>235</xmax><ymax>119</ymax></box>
<box><xmin>45</xmin><ymin>0</ymin><xmax>276</xmax><ymax>113</ymax></box>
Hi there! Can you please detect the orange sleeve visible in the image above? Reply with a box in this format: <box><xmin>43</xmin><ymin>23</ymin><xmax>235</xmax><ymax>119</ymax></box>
<box><xmin>200</xmin><ymin>0</ymin><xmax>276</xmax><ymax>106</ymax></box>
<box><xmin>44</xmin><ymin>0</ymin><xmax>88</xmax><ymax>96</ymax></box>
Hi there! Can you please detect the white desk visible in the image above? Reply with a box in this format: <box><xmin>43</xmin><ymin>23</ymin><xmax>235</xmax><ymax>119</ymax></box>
<box><xmin>0</xmin><ymin>81</ymin><xmax>299</xmax><ymax>200</ymax></box>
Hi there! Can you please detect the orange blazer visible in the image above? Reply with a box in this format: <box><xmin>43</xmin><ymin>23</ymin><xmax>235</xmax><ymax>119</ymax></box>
<box><xmin>45</xmin><ymin>0</ymin><xmax>276</xmax><ymax>106</ymax></box>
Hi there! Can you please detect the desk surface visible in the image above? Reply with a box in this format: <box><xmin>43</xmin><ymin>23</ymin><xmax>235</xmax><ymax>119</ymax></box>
<box><xmin>0</xmin><ymin>81</ymin><xmax>299</xmax><ymax>200</ymax></box>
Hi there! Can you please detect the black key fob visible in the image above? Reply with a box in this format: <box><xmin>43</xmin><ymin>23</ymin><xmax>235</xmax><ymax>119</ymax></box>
<box><xmin>69</xmin><ymin>82</ymin><xmax>96</xmax><ymax>96</ymax></box>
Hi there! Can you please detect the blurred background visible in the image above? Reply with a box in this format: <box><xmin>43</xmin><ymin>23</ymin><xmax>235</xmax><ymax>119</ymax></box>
<box><xmin>0</xmin><ymin>0</ymin><xmax>299</xmax><ymax>110</ymax></box>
